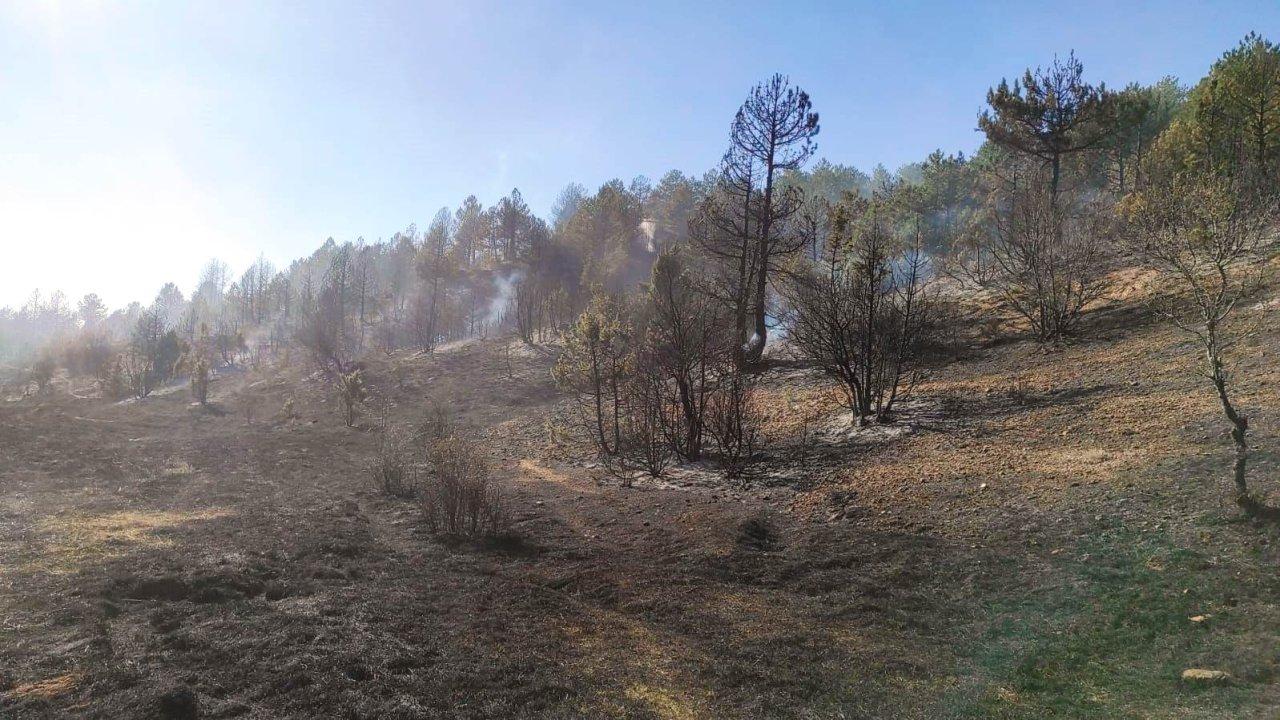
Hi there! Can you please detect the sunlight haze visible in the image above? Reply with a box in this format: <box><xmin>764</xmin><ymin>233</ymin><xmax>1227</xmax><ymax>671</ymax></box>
<box><xmin>1</xmin><ymin>0</ymin><xmax>1275</xmax><ymax>309</ymax></box>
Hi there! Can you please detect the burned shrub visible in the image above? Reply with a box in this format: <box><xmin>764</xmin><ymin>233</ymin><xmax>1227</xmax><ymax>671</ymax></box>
<box><xmin>421</xmin><ymin>434</ymin><xmax>505</xmax><ymax>537</ymax></box>
<box><xmin>102</xmin><ymin>355</ymin><xmax>130</xmax><ymax>400</ymax></box>
<box><xmin>784</xmin><ymin>195</ymin><xmax>935</xmax><ymax>425</ymax></box>
<box><xmin>706</xmin><ymin>367</ymin><xmax>763</xmax><ymax>482</ymax></box>
<box><xmin>186</xmin><ymin>323</ymin><xmax>214</xmax><ymax>406</ymax></box>
<box><xmin>337</xmin><ymin>368</ymin><xmax>368</xmax><ymax>427</ymax></box>
<box><xmin>189</xmin><ymin>356</ymin><xmax>211</xmax><ymax>406</ymax></box>
<box><xmin>280</xmin><ymin>397</ymin><xmax>298</xmax><ymax>421</ymax></box>
<box><xmin>62</xmin><ymin>331</ymin><xmax>115</xmax><ymax>381</ymax></box>
<box><xmin>237</xmin><ymin>384</ymin><xmax>260</xmax><ymax>424</ymax></box>
<box><xmin>553</xmin><ymin>290</ymin><xmax>633</xmax><ymax>458</ymax></box>
<box><xmin>736</xmin><ymin>515</ymin><xmax>779</xmax><ymax>552</ymax></box>
<box><xmin>603</xmin><ymin>366</ymin><xmax>675</xmax><ymax>481</ymax></box>
<box><xmin>29</xmin><ymin>352</ymin><xmax>56</xmax><ymax>395</ymax></box>
<box><xmin>414</xmin><ymin>397</ymin><xmax>455</xmax><ymax>446</ymax></box>
<box><xmin>367</xmin><ymin>426</ymin><xmax>417</xmax><ymax>498</ymax></box>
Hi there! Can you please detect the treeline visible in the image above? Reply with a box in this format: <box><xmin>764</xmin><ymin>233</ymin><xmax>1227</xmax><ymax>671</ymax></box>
<box><xmin>553</xmin><ymin>34</ymin><xmax>1280</xmax><ymax>490</ymax></box>
<box><xmin>6</xmin><ymin>35</ymin><xmax>1278</xmax><ymax>489</ymax></box>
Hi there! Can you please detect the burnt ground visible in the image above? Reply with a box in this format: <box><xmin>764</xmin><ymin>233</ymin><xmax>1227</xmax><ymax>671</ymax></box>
<box><xmin>3</xmin><ymin>293</ymin><xmax>1280</xmax><ymax>719</ymax></box>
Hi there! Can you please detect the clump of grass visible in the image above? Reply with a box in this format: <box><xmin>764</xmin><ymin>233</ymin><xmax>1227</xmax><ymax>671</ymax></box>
<box><xmin>280</xmin><ymin>397</ymin><xmax>298</xmax><ymax>421</ymax></box>
<box><xmin>1005</xmin><ymin>374</ymin><xmax>1033</xmax><ymax>407</ymax></box>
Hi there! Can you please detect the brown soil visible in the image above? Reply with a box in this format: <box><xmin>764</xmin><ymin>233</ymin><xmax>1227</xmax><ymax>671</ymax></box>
<box><xmin>3</xmin><ymin>298</ymin><xmax>1280</xmax><ymax>718</ymax></box>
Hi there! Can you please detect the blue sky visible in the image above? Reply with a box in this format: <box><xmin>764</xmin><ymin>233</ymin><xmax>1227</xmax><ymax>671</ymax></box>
<box><xmin>1</xmin><ymin>0</ymin><xmax>1276</xmax><ymax>309</ymax></box>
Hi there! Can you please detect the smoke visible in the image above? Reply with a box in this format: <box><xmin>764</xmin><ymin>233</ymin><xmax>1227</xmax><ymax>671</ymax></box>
<box><xmin>485</xmin><ymin>270</ymin><xmax>523</xmax><ymax>326</ymax></box>
<box><xmin>639</xmin><ymin>219</ymin><xmax>657</xmax><ymax>253</ymax></box>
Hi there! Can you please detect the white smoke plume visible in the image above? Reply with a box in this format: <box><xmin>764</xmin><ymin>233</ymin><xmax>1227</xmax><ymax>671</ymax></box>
<box><xmin>485</xmin><ymin>270</ymin><xmax>523</xmax><ymax>326</ymax></box>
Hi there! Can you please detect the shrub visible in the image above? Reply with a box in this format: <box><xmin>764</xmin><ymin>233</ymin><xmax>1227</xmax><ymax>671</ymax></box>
<box><xmin>553</xmin><ymin>290</ymin><xmax>633</xmax><ymax>457</ymax></box>
<box><xmin>29</xmin><ymin>352</ymin><xmax>56</xmax><ymax>395</ymax></box>
<box><xmin>189</xmin><ymin>357</ymin><xmax>211</xmax><ymax>405</ymax></box>
<box><xmin>706</xmin><ymin>368</ymin><xmax>763</xmax><ymax>483</ymax></box>
<box><xmin>119</xmin><ymin>347</ymin><xmax>153</xmax><ymax>399</ymax></box>
<box><xmin>785</xmin><ymin>389</ymin><xmax>828</xmax><ymax>449</ymax></box>
<box><xmin>414</xmin><ymin>397</ymin><xmax>455</xmax><ymax>446</ymax></box>
<box><xmin>604</xmin><ymin>367</ymin><xmax>674</xmax><ymax>481</ymax></box>
<box><xmin>1006</xmin><ymin>374</ymin><xmax>1033</xmax><ymax>406</ymax></box>
<box><xmin>238</xmin><ymin>386</ymin><xmax>259</xmax><ymax>424</ymax></box>
<box><xmin>102</xmin><ymin>356</ymin><xmax>129</xmax><ymax>400</ymax></box>
<box><xmin>784</xmin><ymin>197</ymin><xmax>935</xmax><ymax>425</ymax></box>
<box><xmin>421</xmin><ymin>435</ymin><xmax>505</xmax><ymax>537</ymax></box>
<box><xmin>368</xmin><ymin>426</ymin><xmax>416</xmax><ymax>498</ymax></box>
<box><xmin>337</xmin><ymin>369</ymin><xmax>368</xmax><ymax>427</ymax></box>
<box><xmin>63</xmin><ymin>332</ymin><xmax>115</xmax><ymax>380</ymax></box>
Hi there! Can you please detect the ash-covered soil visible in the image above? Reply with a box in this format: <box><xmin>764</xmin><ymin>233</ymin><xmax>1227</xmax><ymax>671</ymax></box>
<box><xmin>4</xmin><ymin>301</ymin><xmax>1280</xmax><ymax>718</ymax></box>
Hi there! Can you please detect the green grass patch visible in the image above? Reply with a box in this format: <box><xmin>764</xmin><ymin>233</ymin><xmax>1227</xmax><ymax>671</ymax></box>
<box><xmin>944</xmin><ymin>528</ymin><xmax>1271</xmax><ymax>719</ymax></box>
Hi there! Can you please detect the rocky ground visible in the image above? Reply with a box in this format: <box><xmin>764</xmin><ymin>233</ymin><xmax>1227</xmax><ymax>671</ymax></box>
<box><xmin>3</xmin><ymin>289</ymin><xmax>1280</xmax><ymax>718</ymax></box>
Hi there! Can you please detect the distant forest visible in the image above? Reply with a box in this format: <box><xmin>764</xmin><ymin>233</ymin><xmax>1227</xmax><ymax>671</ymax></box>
<box><xmin>3</xmin><ymin>34</ymin><xmax>1276</xmax><ymax>396</ymax></box>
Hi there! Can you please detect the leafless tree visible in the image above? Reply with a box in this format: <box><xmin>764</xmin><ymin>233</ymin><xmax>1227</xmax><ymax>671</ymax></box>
<box><xmin>693</xmin><ymin>148</ymin><xmax>764</xmax><ymax>367</ymax></box>
<box><xmin>987</xmin><ymin>178</ymin><xmax>1113</xmax><ymax>340</ymax></box>
<box><xmin>1125</xmin><ymin>171</ymin><xmax>1278</xmax><ymax>515</ymax></box>
<box><xmin>606</xmin><ymin>365</ymin><xmax>675</xmax><ymax>480</ymax></box>
<box><xmin>785</xmin><ymin>198</ymin><xmax>935</xmax><ymax>425</ymax></box>
<box><xmin>705</xmin><ymin>365</ymin><xmax>763</xmax><ymax>482</ymax></box>
<box><xmin>953</xmin><ymin>160</ymin><xmax>1114</xmax><ymax>341</ymax></box>
<box><xmin>639</xmin><ymin>252</ymin><xmax>729</xmax><ymax>460</ymax></box>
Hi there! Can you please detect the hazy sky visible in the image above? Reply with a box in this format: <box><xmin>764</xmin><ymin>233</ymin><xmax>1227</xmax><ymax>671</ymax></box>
<box><xmin>1</xmin><ymin>1</ymin><xmax>1276</xmax><ymax>310</ymax></box>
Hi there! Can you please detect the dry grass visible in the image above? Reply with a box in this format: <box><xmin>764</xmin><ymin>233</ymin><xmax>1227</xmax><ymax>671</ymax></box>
<box><xmin>2</xmin><ymin>314</ymin><xmax>1280</xmax><ymax>718</ymax></box>
<box><xmin>4</xmin><ymin>672</ymin><xmax>82</xmax><ymax>702</ymax></box>
<box><xmin>31</xmin><ymin>508</ymin><xmax>229</xmax><ymax>574</ymax></box>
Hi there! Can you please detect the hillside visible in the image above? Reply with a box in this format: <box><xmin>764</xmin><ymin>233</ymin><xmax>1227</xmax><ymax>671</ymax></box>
<box><xmin>3</xmin><ymin>286</ymin><xmax>1280</xmax><ymax>719</ymax></box>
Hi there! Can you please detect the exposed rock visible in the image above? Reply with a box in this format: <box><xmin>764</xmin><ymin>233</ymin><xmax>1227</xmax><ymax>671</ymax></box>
<box><xmin>1181</xmin><ymin>668</ymin><xmax>1231</xmax><ymax>684</ymax></box>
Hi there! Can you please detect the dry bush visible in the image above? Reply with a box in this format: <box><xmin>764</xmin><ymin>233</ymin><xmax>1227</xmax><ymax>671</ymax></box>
<box><xmin>29</xmin><ymin>353</ymin><xmax>56</xmax><ymax>395</ymax></box>
<box><xmin>368</xmin><ymin>426</ymin><xmax>417</xmax><ymax>498</ymax></box>
<box><xmin>368</xmin><ymin>404</ymin><xmax>418</xmax><ymax>498</ymax></box>
<box><xmin>102</xmin><ymin>356</ymin><xmax>129</xmax><ymax>400</ymax></box>
<box><xmin>240</xmin><ymin>389</ymin><xmax>257</xmax><ymax>422</ymax></box>
<box><xmin>414</xmin><ymin>397</ymin><xmax>455</xmax><ymax>446</ymax></box>
<box><xmin>1006</xmin><ymin>374</ymin><xmax>1034</xmax><ymax>406</ymax></box>
<box><xmin>784</xmin><ymin>389</ymin><xmax>828</xmax><ymax>449</ymax></box>
<box><xmin>784</xmin><ymin>209</ymin><xmax>934</xmax><ymax>425</ymax></box>
<box><xmin>950</xmin><ymin>166</ymin><xmax>1114</xmax><ymax>343</ymax></box>
<box><xmin>238</xmin><ymin>386</ymin><xmax>259</xmax><ymax>424</ymax></box>
<box><xmin>421</xmin><ymin>434</ymin><xmax>505</xmax><ymax>537</ymax></box>
<box><xmin>543</xmin><ymin>416</ymin><xmax>567</xmax><ymax>454</ymax></box>
<box><xmin>706</xmin><ymin>369</ymin><xmax>763</xmax><ymax>482</ymax></box>
<box><xmin>638</xmin><ymin>252</ymin><xmax>729</xmax><ymax>462</ymax></box>
<box><xmin>62</xmin><ymin>332</ymin><xmax>115</xmax><ymax>380</ymax></box>
<box><xmin>119</xmin><ymin>347</ymin><xmax>153</xmax><ymax>399</ymax></box>
<box><xmin>337</xmin><ymin>369</ymin><xmax>368</xmax><ymax>427</ymax></box>
<box><xmin>604</xmin><ymin>368</ymin><xmax>675</xmax><ymax>481</ymax></box>
<box><xmin>189</xmin><ymin>357</ymin><xmax>210</xmax><ymax>405</ymax></box>
<box><xmin>987</xmin><ymin>186</ymin><xmax>1113</xmax><ymax>341</ymax></box>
